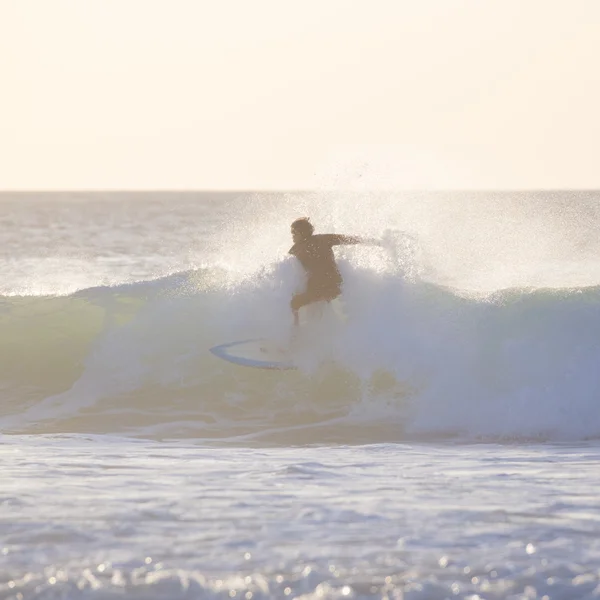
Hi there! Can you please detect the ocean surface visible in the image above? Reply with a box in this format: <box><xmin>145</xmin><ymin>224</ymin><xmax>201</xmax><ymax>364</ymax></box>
<box><xmin>2</xmin><ymin>190</ymin><xmax>600</xmax><ymax>599</ymax></box>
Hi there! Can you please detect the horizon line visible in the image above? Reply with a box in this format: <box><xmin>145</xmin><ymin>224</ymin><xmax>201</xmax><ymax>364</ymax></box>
<box><xmin>1</xmin><ymin>188</ymin><xmax>600</xmax><ymax>194</ymax></box>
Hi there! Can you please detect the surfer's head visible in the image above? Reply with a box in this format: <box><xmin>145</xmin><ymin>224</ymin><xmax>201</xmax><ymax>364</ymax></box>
<box><xmin>291</xmin><ymin>217</ymin><xmax>314</xmax><ymax>242</ymax></box>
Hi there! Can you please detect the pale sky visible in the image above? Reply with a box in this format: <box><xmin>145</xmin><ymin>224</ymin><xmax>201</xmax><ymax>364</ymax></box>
<box><xmin>1</xmin><ymin>0</ymin><xmax>599</xmax><ymax>190</ymax></box>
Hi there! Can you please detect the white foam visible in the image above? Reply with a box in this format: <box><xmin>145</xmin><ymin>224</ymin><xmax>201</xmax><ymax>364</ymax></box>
<box><xmin>3</xmin><ymin>225</ymin><xmax>600</xmax><ymax>442</ymax></box>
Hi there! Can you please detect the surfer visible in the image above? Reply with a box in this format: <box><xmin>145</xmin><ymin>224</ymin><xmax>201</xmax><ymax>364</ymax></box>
<box><xmin>288</xmin><ymin>217</ymin><xmax>378</xmax><ymax>325</ymax></box>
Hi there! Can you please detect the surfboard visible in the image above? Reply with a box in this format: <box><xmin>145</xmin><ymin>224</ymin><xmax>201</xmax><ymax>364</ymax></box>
<box><xmin>209</xmin><ymin>338</ymin><xmax>296</xmax><ymax>370</ymax></box>
<box><xmin>210</xmin><ymin>300</ymin><xmax>347</xmax><ymax>370</ymax></box>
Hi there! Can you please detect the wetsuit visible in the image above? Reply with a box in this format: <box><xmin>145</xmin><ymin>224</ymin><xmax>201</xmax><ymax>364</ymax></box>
<box><xmin>289</xmin><ymin>234</ymin><xmax>361</xmax><ymax>312</ymax></box>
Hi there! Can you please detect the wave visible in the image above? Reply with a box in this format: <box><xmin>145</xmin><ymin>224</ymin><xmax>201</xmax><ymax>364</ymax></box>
<box><xmin>2</xmin><ymin>237</ymin><xmax>600</xmax><ymax>444</ymax></box>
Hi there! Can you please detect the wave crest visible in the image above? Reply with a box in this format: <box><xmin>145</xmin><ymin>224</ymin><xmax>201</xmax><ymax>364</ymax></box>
<box><xmin>2</xmin><ymin>249</ymin><xmax>600</xmax><ymax>443</ymax></box>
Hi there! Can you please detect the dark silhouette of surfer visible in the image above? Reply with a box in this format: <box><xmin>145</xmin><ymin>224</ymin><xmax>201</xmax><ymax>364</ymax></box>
<box><xmin>288</xmin><ymin>217</ymin><xmax>378</xmax><ymax>325</ymax></box>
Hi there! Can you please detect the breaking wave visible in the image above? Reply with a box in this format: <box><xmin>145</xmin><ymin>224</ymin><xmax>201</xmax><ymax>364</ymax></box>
<box><xmin>2</xmin><ymin>232</ymin><xmax>600</xmax><ymax>444</ymax></box>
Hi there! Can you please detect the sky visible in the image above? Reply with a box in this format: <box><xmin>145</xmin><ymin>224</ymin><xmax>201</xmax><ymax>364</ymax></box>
<box><xmin>1</xmin><ymin>0</ymin><xmax>599</xmax><ymax>190</ymax></box>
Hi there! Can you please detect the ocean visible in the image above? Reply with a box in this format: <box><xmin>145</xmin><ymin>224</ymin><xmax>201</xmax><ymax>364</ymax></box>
<box><xmin>2</xmin><ymin>190</ymin><xmax>600</xmax><ymax>599</ymax></box>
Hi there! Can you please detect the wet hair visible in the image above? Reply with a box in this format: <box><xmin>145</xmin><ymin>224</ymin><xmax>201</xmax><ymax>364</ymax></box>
<box><xmin>291</xmin><ymin>217</ymin><xmax>314</xmax><ymax>237</ymax></box>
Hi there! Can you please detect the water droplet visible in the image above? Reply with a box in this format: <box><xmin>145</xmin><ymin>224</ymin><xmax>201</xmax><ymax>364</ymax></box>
<box><xmin>526</xmin><ymin>543</ymin><xmax>536</xmax><ymax>555</ymax></box>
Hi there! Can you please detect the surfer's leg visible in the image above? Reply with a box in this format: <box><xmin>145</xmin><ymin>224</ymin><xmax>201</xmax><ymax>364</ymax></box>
<box><xmin>291</xmin><ymin>292</ymin><xmax>311</xmax><ymax>325</ymax></box>
<box><xmin>291</xmin><ymin>285</ymin><xmax>341</xmax><ymax>325</ymax></box>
